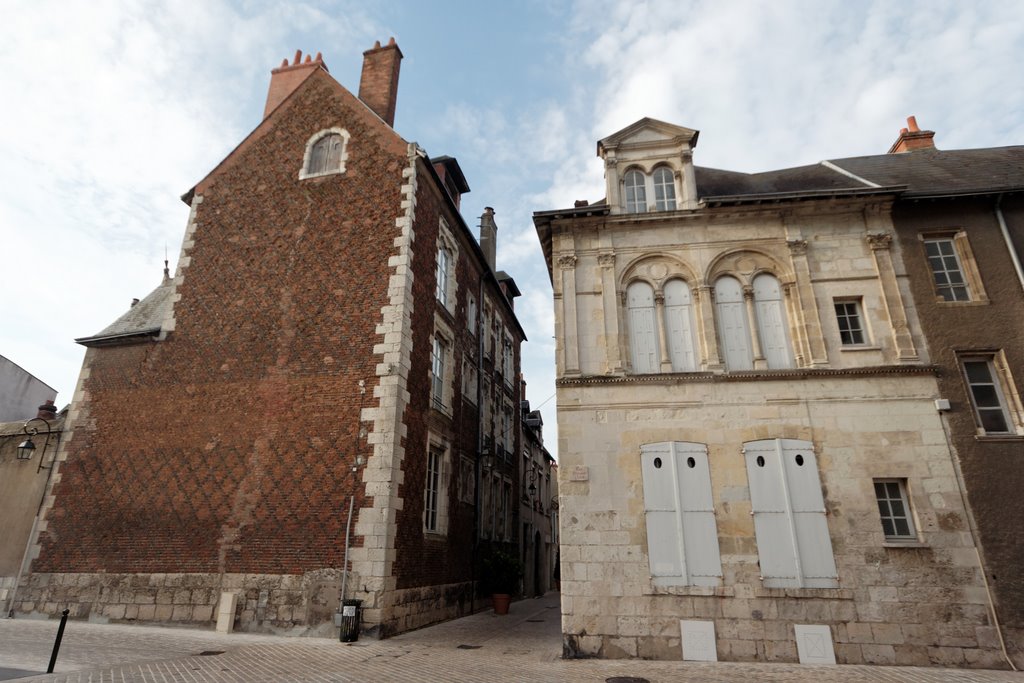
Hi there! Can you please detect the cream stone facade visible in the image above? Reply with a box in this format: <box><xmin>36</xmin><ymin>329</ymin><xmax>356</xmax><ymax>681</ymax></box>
<box><xmin>535</xmin><ymin>119</ymin><xmax>1010</xmax><ymax>668</ymax></box>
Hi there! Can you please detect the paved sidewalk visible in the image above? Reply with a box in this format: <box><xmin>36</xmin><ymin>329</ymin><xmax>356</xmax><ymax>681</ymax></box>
<box><xmin>0</xmin><ymin>593</ymin><xmax>1019</xmax><ymax>682</ymax></box>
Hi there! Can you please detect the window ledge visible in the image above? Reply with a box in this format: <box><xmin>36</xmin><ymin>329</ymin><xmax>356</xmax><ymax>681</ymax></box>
<box><xmin>754</xmin><ymin>586</ymin><xmax>852</xmax><ymax>600</ymax></box>
<box><xmin>934</xmin><ymin>299</ymin><xmax>989</xmax><ymax>306</ymax></box>
<box><xmin>882</xmin><ymin>540</ymin><xmax>928</xmax><ymax>548</ymax></box>
<box><xmin>299</xmin><ymin>168</ymin><xmax>345</xmax><ymax>181</ymax></box>
<box><xmin>647</xmin><ymin>584</ymin><xmax>732</xmax><ymax>597</ymax></box>
<box><xmin>974</xmin><ymin>434</ymin><xmax>1024</xmax><ymax>442</ymax></box>
<box><xmin>839</xmin><ymin>345</ymin><xmax>881</xmax><ymax>352</ymax></box>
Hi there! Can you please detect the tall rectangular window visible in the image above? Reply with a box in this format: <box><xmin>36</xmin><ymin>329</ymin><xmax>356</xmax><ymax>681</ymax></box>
<box><xmin>874</xmin><ymin>479</ymin><xmax>916</xmax><ymax>541</ymax></box>
<box><xmin>924</xmin><ymin>237</ymin><xmax>970</xmax><ymax>301</ymax></box>
<box><xmin>467</xmin><ymin>295</ymin><xmax>477</xmax><ymax>333</ymax></box>
<box><xmin>431</xmin><ymin>337</ymin><xmax>447</xmax><ymax>409</ymax></box>
<box><xmin>744</xmin><ymin>439</ymin><xmax>838</xmax><ymax>589</ymax></box>
<box><xmin>425</xmin><ymin>448</ymin><xmax>443</xmax><ymax>532</ymax></box>
<box><xmin>834</xmin><ymin>299</ymin><xmax>866</xmax><ymax>346</ymax></box>
<box><xmin>962</xmin><ymin>356</ymin><xmax>1013</xmax><ymax>434</ymax></box>
<box><xmin>640</xmin><ymin>442</ymin><xmax>722</xmax><ymax>587</ymax></box>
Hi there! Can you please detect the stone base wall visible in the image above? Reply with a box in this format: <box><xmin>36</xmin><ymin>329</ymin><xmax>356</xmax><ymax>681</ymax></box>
<box><xmin>13</xmin><ymin>570</ymin><xmax>349</xmax><ymax>636</ymax></box>
<box><xmin>376</xmin><ymin>580</ymin><xmax>477</xmax><ymax>638</ymax></box>
<box><xmin>0</xmin><ymin>575</ymin><xmax>16</xmax><ymax>609</ymax></box>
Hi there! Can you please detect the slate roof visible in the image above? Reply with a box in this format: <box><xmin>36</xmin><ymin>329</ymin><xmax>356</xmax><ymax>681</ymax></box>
<box><xmin>77</xmin><ymin>273</ymin><xmax>175</xmax><ymax>347</ymax></box>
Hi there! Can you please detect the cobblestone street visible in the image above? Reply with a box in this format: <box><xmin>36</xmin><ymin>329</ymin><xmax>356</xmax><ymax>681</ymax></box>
<box><xmin>0</xmin><ymin>593</ymin><xmax>1019</xmax><ymax>682</ymax></box>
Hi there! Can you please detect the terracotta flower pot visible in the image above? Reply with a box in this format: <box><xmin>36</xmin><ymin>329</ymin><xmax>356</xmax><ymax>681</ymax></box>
<box><xmin>492</xmin><ymin>593</ymin><xmax>511</xmax><ymax>615</ymax></box>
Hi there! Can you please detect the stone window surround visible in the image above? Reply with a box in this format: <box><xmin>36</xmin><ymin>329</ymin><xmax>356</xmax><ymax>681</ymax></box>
<box><xmin>298</xmin><ymin>127</ymin><xmax>351</xmax><ymax>180</ymax></box>
<box><xmin>430</xmin><ymin>315</ymin><xmax>456</xmax><ymax>416</ymax></box>
<box><xmin>957</xmin><ymin>350</ymin><xmax>1024</xmax><ymax>438</ymax></box>
<box><xmin>918</xmin><ymin>229</ymin><xmax>989</xmax><ymax>305</ymax></box>
<box><xmin>873</xmin><ymin>478</ymin><xmax>920</xmax><ymax>542</ymax></box>
<box><xmin>435</xmin><ymin>218</ymin><xmax>459</xmax><ymax>314</ymax></box>
<box><xmin>423</xmin><ymin>435</ymin><xmax>450</xmax><ymax>536</ymax></box>
<box><xmin>621</xmin><ymin>163</ymin><xmax>680</xmax><ymax>213</ymax></box>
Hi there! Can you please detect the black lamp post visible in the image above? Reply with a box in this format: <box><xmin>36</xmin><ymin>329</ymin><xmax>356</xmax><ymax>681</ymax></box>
<box><xmin>17</xmin><ymin>417</ymin><xmax>55</xmax><ymax>473</ymax></box>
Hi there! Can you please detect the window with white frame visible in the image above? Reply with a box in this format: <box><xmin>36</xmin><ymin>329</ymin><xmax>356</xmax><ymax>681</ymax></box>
<box><xmin>627</xmin><ymin>281</ymin><xmax>660</xmax><ymax>373</ymax></box>
<box><xmin>663</xmin><ymin>279</ymin><xmax>698</xmax><ymax>371</ymax></box>
<box><xmin>960</xmin><ymin>354</ymin><xmax>1020</xmax><ymax>435</ymax></box>
<box><xmin>624</xmin><ymin>169</ymin><xmax>647</xmax><ymax>213</ymax></box>
<box><xmin>652</xmin><ymin>167</ymin><xmax>677</xmax><ymax>211</ymax></box>
<box><xmin>424</xmin><ymin>443</ymin><xmax>448</xmax><ymax>534</ymax></box>
<box><xmin>924</xmin><ymin>237</ymin><xmax>971</xmax><ymax>301</ymax></box>
<box><xmin>300</xmin><ymin>128</ymin><xmax>350</xmax><ymax>179</ymax></box>
<box><xmin>431</xmin><ymin>335</ymin><xmax>448</xmax><ymax>410</ymax></box>
<box><xmin>640</xmin><ymin>441</ymin><xmax>722</xmax><ymax>587</ymax></box>
<box><xmin>436</xmin><ymin>245</ymin><xmax>451</xmax><ymax>307</ymax></box>
<box><xmin>752</xmin><ymin>273</ymin><xmax>793</xmax><ymax>369</ymax></box>
<box><xmin>715</xmin><ymin>276</ymin><xmax>754</xmax><ymax>370</ymax></box>
<box><xmin>834</xmin><ymin>299</ymin><xmax>868</xmax><ymax>346</ymax></box>
<box><xmin>744</xmin><ymin>439</ymin><xmax>838</xmax><ymax>588</ymax></box>
<box><xmin>435</xmin><ymin>219</ymin><xmax>458</xmax><ymax>312</ymax></box>
<box><xmin>873</xmin><ymin>479</ymin><xmax>917</xmax><ymax>541</ymax></box>
<box><xmin>467</xmin><ymin>294</ymin><xmax>477</xmax><ymax>334</ymax></box>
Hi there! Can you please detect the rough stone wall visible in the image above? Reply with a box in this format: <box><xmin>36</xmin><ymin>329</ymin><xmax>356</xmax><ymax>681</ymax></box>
<box><xmin>893</xmin><ymin>196</ymin><xmax>1024</xmax><ymax>662</ymax></box>
<box><xmin>20</xmin><ymin>71</ymin><xmax>410</xmax><ymax>631</ymax></box>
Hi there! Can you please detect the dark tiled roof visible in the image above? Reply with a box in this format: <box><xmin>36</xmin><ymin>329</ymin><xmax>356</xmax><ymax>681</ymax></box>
<box><xmin>695</xmin><ymin>164</ymin><xmax>861</xmax><ymax>197</ymax></box>
<box><xmin>77</xmin><ymin>275</ymin><xmax>175</xmax><ymax>346</ymax></box>
<box><xmin>827</xmin><ymin>146</ymin><xmax>1024</xmax><ymax>196</ymax></box>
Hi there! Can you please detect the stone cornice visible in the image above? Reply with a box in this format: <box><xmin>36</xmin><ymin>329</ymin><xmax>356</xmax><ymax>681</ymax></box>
<box><xmin>556</xmin><ymin>364</ymin><xmax>938</xmax><ymax>386</ymax></box>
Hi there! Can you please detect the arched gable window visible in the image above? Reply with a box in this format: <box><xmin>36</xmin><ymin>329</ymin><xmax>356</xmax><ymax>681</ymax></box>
<box><xmin>300</xmin><ymin>128</ymin><xmax>350</xmax><ymax>179</ymax></box>
<box><xmin>714</xmin><ymin>276</ymin><xmax>753</xmax><ymax>370</ymax></box>
<box><xmin>752</xmin><ymin>273</ymin><xmax>793</xmax><ymax>369</ymax></box>
<box><xmin>663</xmin><ymin>279</ymin><xmax>697</xmax><ymax>371</ymax></box>
<box><xmin>652</xmin><ymin>167</ymin><xmax>677</xmax><ymax>211</ymax></box>
<box><xmin>624</xmin><ymin>169</ymin><xmax>647</xmax><ymax>213</ymax></box>
<box><xmin>627</xmin><ymin>281</ymin><xmax>660</xmax><ymax>373</ymax></box>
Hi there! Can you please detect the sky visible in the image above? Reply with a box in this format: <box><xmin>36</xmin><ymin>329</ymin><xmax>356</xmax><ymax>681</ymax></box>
<box><xmin>2</xmin><ymin>0</ymin><xmax>1023</xmax><ymax>459</ymax></box>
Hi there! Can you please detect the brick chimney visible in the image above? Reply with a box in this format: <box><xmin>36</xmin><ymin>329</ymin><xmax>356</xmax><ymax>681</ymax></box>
<box><xmin>480</xmin><ymin>207</ymin><xmax>497</xmax><ymax>272</ymax></box>
<box><xmin>37</xmin><ymin>399</ymin><xmax>57</xmax><ymax>421</ymax></box>
<box><xmin>888</xmin><ymin>115</ymin><xmax>936</xmax><ymax>154</ymax></box>
<box><xmin>359</xmin><ymin>38</ymin><xmax>403</xmax><ymax>127</ymax></box>
<box><xmin>264</xmin><ymin>50</ymin><xmax>328</xmax><ymax>119</ymax></box>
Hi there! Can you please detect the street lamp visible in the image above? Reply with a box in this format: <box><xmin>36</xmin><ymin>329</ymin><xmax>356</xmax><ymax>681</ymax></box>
<box><xmin>17</xmin><ymin>417</ymin><xmax>56</xmax><ymax>473</ymax></box>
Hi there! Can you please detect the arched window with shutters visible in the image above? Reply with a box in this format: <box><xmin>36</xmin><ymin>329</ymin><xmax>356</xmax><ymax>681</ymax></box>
<box><xmin>714</xmin><ymin>276</ymin><xmax>753</xmax><ymax>370</ymax></box>
<box><xmin>663</xmin><ymin>279</ymin><xmax>698</xmax><ymax>372</ymax></box>
<box><xmin>624</xmin><ymin>169</ymin><xmax>647</xmax><ymax>213</ymax></box>
<box><xmin>752</xmin><ymin>273</ymin><xmax>793</xmax><ymax>369</ymax></box>
<box><xmin>300</xmin><ymin>128</ymin><xmax>350</xmax><ymax>179</ymax></box>
<box><xmin>627</xmin><ymin>281</ymin><xmax>660</xmax><ymax>373</ymax></box>
<box><xmin>652</xmin><ymin>167</ymin><xmax>677</xmax><ymax>211</ymax></box>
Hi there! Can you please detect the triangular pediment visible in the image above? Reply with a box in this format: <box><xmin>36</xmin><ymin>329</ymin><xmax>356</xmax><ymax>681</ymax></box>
<box><xmin>598</xmin><ymin>117</ymin><xmax>699</xmax><ymax>156</ymax></box>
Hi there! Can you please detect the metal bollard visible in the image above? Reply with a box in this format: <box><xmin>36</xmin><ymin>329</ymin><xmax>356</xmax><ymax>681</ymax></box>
<box><xmin>338</xmin><ymin>599</ymin><xmax>362</xmax><ymax>642</ymax></box>
<box><xmin>47</xmin><ymin>609</ymin><xmax>70</xmax><ymax>673</ymax></box>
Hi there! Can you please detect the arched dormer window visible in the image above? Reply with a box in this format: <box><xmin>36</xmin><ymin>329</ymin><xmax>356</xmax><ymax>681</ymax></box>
<box><xmin>752</xmin><ymin>273</ymin><xmax>793</xmax><ymax>369</ymax></box>
<box><xmin>652</xmin><ymin>167</ymin><xmax>676</xmax><ymax>211</ymax></box>
<box><xmin>300</xmin><ymin>128</ymin><xmax>350</xmax><ymax>179</ymax></box>
<box><xmin>627</xmin><ymin>281</ymin><xmax>659</xmax><ymax>373</ymax></box>
<box><xmin>714</xmin><ymin>276</ymin><xmax>754</xmax><ymax>370</ymax></box>
<box><xmin>624</xmin><ymin>169</ymin><xmax>647</xmax><ymax>213</ymax></box>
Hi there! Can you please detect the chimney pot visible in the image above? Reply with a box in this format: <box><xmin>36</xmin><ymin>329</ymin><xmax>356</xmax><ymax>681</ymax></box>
<box><xmin>574</xmin><ymin>199</ymin><xmax>589</xmax><ymax>207</ymax></box>
<box><xmin>907</xmin><ymin>115</ymin><xmax>920</xmax><ymax>132</ymax></box>
<box><xmin>131</xmin><ymin>298</ymin><xmax>140</xmax><ymax>307</ymax></box>
<box><xmin>293</xmin><ymin>49</ymin><xmax>302</xmax><ymax>65</ymax></box>
<box><xmin>888</xmin><ymin>115</ymin><xmax>936</xmax><ymax>154</ymax></box>
<box><xmin>479</xmin><ymin>208</ymin><xmax>498</xmax><ymax>272</ymax></box>
<box><xmin>37</xmin><ymin>399</ymin><xmax>57</xmax><ymax>421</ymax></box>
<box><xmin>263</xmin><ymin>49</ymin><xmax>329</xmax><ymax>119</ymax></box>
<box><xmin>900</xmin><ymin>127</ymin><xmax>908</xmax><ymax>135</ymax></box>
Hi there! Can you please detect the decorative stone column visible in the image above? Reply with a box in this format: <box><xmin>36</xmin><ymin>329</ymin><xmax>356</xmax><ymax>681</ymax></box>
<box><xmin>698</xmin><ymin>284</ymin><xmax>722</xmax><ymax>369</ymax></box>
<box><xmin>654</xmin><ymin>292</ymin><xmax>672</xmax><ymax>371</ymax></box>
<box><xmin>744</xmin><ymin>286</ymin><xmax>767</xmax><ymax>369</ymax></box>
<box><xmin>598</xmin><ymin>252</ymin><xmax>623</xmax><ymax>374</ymax></box>
<box><xmin>866</xmin><ymin>232</ymin><xmax>919</xmax><ymax>362</ymax></box>
<box><xmin>605</xmin><ymin>154</ymin><xmax>621</xmax><ymax>214</ymax></box>
<box><xmin>782</xmin><ymin>282</ymin><xmax>807</xmax><ymax>366</ymax></box>
<box><xmin>786</xmin><ymin>238</ymin><xmax>828</xmax><ymax>366</ymax></box>
<box><xmin>559</xmin><ymin>254</ymin><xmax>581</xmax><ymax>375</ymax></box>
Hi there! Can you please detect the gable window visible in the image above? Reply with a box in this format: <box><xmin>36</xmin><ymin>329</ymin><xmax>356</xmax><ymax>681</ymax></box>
<box><xmin>744</xmin><ymin>439</ymin><xmax>838</xmax><ymax>589</ymax></box>
<box><xmin>663</xmin><ymin>279</ymin><xmax>698</xmax><ymax>371</ymax></box>
<box><xmin>300</xmin><ymin>128</ymin><xmax>350</xmax><ymax>179</ymax></box>
<box><xmin>752</xmin><ymin>273</ymin><xmax>793</xmax><ymax>369</ymax></box>
<box><xmin>961</xmin><ymin>354</ymin><xmax>1020</xmax><ymax>435</ymax></box>
<box><xmin>640</xmin><ymin>441</ymin><xmax>722</xmax><ymax>587</ymax></box>
<box><xmin>874</xmin><ymin>479</ymin><xmax>917</xmax><ymax>541</ymax></box>
<box><xmin>714</xmin><ymin>276</ymin><xmax>753</xmax><ymax>371</ymax></box>
<box><xmin>652</xmin><ymin>167</ymin><xmax>677</xmax><ymax>211</ymax></box>
<box><xmin>627</xmin><ymin>281</ymin><xmax>660</xmax><ymax>373</ymax></box>
<box><xmin>624</xmin><ymin>169</ymin><xmax>647</xmax><ymax>213</ymax></box>
<box><xmin>834</xmin><ymin>299</ymin><xmax>867</xmax><ymax>346</ymax></box>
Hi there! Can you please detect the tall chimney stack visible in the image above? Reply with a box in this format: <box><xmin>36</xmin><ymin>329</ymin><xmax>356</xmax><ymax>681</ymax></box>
<box><xmin>480</xmin><ymin>207</ymin><xmax>497</xmax><ymax>272</ymax></box>
<box><xmin>359</xmin><ymin>38</ymin><xmax>403</xmax><ymax>127</ymax></box>
<box><xmin>263</xmin><ymin>50</ymin><xmax>327</xmax><ymax>119</ymax></box>
<box><xmin>888</xmin><ymin>115</ymin><xmax>936</xmax><ymax>154</ymax></box>
<box><xmin>37</xmin><ymin>399</ymin><xmax>57</xmax><ymax>421</ymax></box>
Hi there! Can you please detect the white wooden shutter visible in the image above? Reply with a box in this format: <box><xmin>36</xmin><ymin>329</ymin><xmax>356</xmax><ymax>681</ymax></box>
<box><xmin>752</xmin><ymin>274</ymin><xmax>793</xmax><ymax>369</ymax></box>
<box><xmin>664</xmin><ymin>279</ymin><xmax>698</xmax><ymax>372</ymax></box>
<box><xmin>744</xmin><ymin>439</ymin><xmax>837</xmax><ymax>588</ymax></box>
<box><xmin>715</xmin><ymin>277</ymin><xmax>753</xmax><ymax>370</ymax></box>
<box><xmin>628</xmin><ymin>282</ymin><xmax>660</xmax><ymax>373</ymax></box>
<box><xmin>641</xmin><ymin>442</ymin><xmax>722</xmax><ymax>587</ymax></box>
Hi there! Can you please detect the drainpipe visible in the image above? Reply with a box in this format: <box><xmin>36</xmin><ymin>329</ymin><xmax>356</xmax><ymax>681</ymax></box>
<box><xmin>995</xmin><ymin>194</ymin><xmax>1024</xmax><ymax>293</ymax></box>
<box><xmin>471</xmin><ymin>270</ymin><xmax>486</xmax><ymax>613</ymax></box>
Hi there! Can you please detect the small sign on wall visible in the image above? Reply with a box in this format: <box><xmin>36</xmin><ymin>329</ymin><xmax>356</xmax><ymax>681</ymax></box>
<box><xmin>680</xmin><ymin>620</ymin><xmax>718</xmax><ymax>661</ymax></box>
<box><xmin>570</xmin><ymin>466</ymin><xmax>589</xmax><ymax>482</ymax></box>
<box><xmin>795</xmin><ymin>624</ymin><xmax>836</xmax><ymax>665</ymax></box>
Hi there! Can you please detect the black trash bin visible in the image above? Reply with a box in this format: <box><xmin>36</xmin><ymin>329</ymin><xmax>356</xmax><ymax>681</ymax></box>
<box><xmin>339</xmin><ymin>599</ymin><xmax>362</xmax><ymax>642</ymax></box>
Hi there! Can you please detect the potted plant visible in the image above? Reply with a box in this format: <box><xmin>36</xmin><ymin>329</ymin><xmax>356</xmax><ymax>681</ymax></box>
<box><xmin>480</xmin><ymin>549</ymin><xmax>523</xmax><ymax>615</ymax></box>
